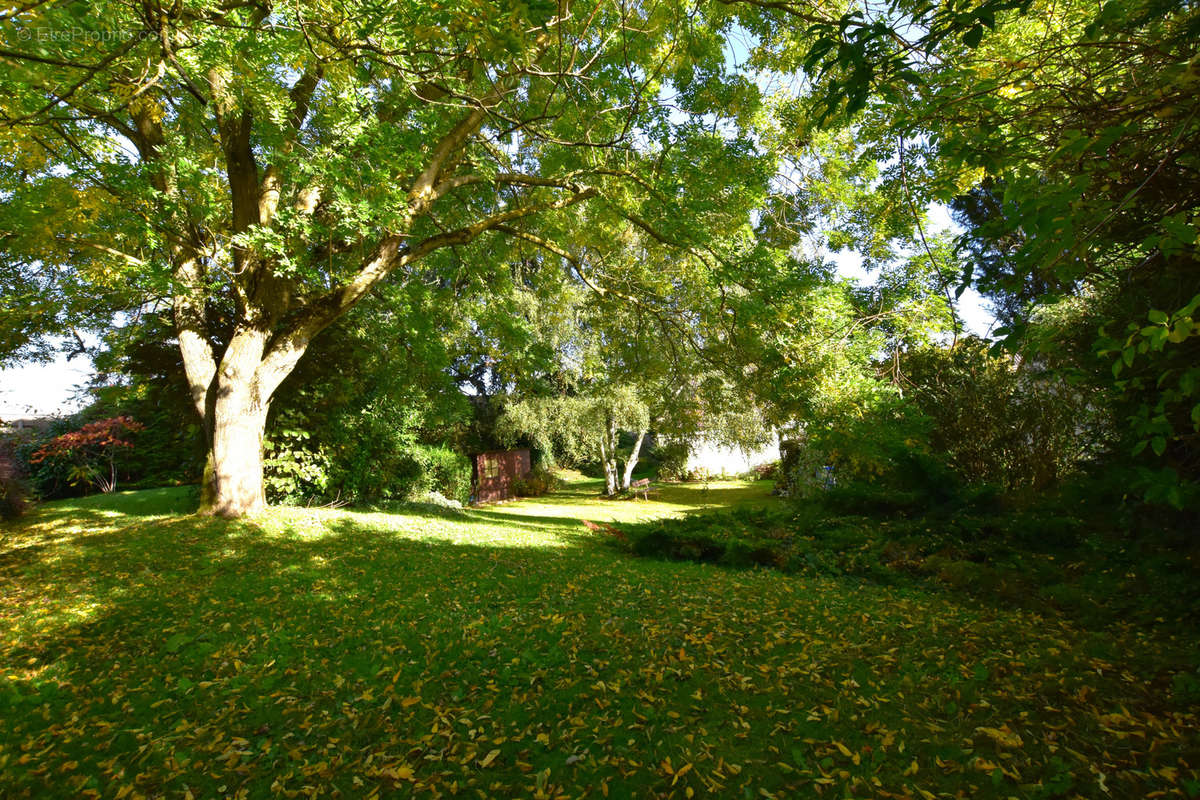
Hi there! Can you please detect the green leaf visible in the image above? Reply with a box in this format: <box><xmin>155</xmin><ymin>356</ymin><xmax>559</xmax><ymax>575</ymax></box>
<box><xmin>164</xmin><ymin>633</ymin><xmax>192</xmax><ymax>653</ymax></box>
<box><xmin>1148</xmin><ymin>309</ymin><xmax>1169</xmax><ymax>324</ymax></box>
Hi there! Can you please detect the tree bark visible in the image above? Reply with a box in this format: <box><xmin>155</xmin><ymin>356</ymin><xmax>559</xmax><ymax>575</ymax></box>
<box><xmin>621</xmin><ymin>429</ymin><xmax>648</xmax><ymax>490</ymax></box>
<box><xmin>183</xmin><ymin>326</ymin><xmax>283</xmax><ymax>518</ymax></box>
<box><xmin>600</xmin><ymin>413</ymin><xmax>619</xmax><ymax>496</ymax></box>
<box><xmin>209</xmin><ymin>391</ymin><xmax>268</xmax><ymax>517</ymax></box>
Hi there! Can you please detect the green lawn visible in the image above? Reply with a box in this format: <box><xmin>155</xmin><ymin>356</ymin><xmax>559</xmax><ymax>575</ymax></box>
<box><xmin>1</xmin><ymin>478</ymin><xmax>1197</xmax><ymax>799</ymax></box>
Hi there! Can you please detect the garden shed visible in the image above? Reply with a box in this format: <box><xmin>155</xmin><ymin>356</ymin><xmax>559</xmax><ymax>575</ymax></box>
<box><xmin>472</xmin><ymin>449</ymin><xmax>531</xmax><ymax>504</ymax></box>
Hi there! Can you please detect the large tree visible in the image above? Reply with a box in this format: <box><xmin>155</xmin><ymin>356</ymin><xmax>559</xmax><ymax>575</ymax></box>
<box><xmin>1</xmin><ymin>0</ymin><xmax>768</xmax><ymax>515</ymax></box>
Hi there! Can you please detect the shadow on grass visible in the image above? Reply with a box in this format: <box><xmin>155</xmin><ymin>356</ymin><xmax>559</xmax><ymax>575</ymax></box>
<box><xmin>2</xmin><ymin>490</ymin><xmax>1199</xmax><ymax>800</ymax></box>
<box><xmin>0</xmin><ymin>504</ymin><xmax>657</xmax><ymax>797</ymax></box>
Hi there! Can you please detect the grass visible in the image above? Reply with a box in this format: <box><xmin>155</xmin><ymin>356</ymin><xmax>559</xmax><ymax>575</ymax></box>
<box><xmin>1</xmin><ymin>477</ymin><xmax>1198</xmax><ymax>799</ymax></box>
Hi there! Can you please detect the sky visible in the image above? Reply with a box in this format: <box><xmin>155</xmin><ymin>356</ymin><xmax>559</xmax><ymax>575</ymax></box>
<box><xmin>0</xmin><ymin>349</ymin><xmax>94</xmax><ymax>419</ymax></box>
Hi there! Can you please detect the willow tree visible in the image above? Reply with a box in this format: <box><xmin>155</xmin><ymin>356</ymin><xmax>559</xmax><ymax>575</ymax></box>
<box><xmin>494</xmin><ymin>223</ymin><xmax>776</xmax><ymax>496</ymax></box>
<box><xmin>0</xmin><ymin>0</ymin><xmax>767</xmax><ymax>516</ymax></box>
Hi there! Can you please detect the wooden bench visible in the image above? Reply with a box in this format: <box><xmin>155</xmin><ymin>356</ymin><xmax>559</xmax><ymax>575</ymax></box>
<box><xmin>630</xmin><ymin>478</ymin><xmax>655</xmax><ymax>500</ymax></box>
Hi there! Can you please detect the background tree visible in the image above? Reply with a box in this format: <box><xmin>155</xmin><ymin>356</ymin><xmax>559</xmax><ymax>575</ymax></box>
<box><xmin>743</xmin><ymin>0</ymin><xmax>1199</xmax><ymax>505</ymax></box>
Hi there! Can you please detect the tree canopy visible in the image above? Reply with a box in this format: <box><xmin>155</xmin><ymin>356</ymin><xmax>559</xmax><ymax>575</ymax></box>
<box><xmin>1</xmin><ymin>0</ymin><xmax>772</xmax><ymax>515</ymax></box>
<box><xmin>2</xmin><ymin>0</ymin><xmax>1198</xmax><ymax>512</ymax></box>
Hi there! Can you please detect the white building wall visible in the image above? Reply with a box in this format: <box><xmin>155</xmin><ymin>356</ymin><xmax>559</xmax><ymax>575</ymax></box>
<box><xmin>683</xmin><ymin>434</ymin><xmax>780</xmax><ymax>477</ymax></box>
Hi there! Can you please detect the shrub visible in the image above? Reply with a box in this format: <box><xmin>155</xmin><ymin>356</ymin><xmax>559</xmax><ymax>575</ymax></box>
<box><xmin>29</xmin><ymin>416</ymin><xmax>145</xmax><ymax>494</ymax></box>
<box><xmin>749</xmin><ymin>461</ymin><xmax>779</xmax><ymax>480</ymax></box>
<box><xmin>512</xmin><ymin>465</ymin><xmax>561</xmax><ymax>497</ymax></box>
<box><xmin>901</xmin><ymin>339</ymin><xmax>1099</xmax><ymax>491</ymax></box>
<box><xmin>822</xmin><ymin>483</ymin><xmax>925</xmax><ymax>516</ymax></box>
<box><xmin>0</xmin><ymin>443</ymin><xmax>30</xmax><ymax>520</ymax></box>
<box><xmin>261</xmin><ymin>398</ymin><xmax>472</xmax><ymax>506</ymax></box>
<box><xmin>654</xmin><ymin>441</ymin><xmax>691</xmax><ymax>482</ymax></box>
<box><xmin>415</xmin><ymin>445</ymin><xmax>473</xmax><ymax>504</ymax></box>
<box><xmin>330</xmin><ymin>442</ymin><xmax>471</xmax><ymax>505</ymax></box>
<box><xmin>264</xmin><ymin>425</ymin><xmax>332</xmax><ymax>504</ymax></box>
<box><xmin>110</xmin><ymin>405</ymin><xmax>204</xmax><ymax>488</ymax></box>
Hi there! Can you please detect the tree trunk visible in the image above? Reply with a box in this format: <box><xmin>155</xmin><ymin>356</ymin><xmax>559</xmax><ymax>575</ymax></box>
<box><xmin>600</xmin><ymin>413</ymin><xmax>619</xmax><ymax>496</ymax></box>
<box><xmin>176</xmin><ymin>320</ymin><xmax>310</xmax><ymax>519</ymax></box>
<box><xmin>602</xmin><ymin>458</ymin><xmax>619</xmax><ymax>497</ymax></box>
<box><xmin>621</xmin><ymin>429</ymin><xmax>648</xmax><ymax>490</ymax></box>
<box><xmin>209</xmin><ymin>385</ymin><xmax>269</xmax><ymax>518</ymax></box>
<box><xmin>204</xmin><ymin>328</ymin><xmax>273</xmax><ymax>517</ymax></box>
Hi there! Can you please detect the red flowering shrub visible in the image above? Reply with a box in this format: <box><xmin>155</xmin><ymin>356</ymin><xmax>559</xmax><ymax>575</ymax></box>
<box><xmin>30</xmin><ymin>416</ymin><xmax>145</xmax><ymax>494</ymax></box>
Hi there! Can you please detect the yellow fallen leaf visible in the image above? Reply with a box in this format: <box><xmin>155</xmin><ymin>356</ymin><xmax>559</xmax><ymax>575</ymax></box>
<box><xmin>480</xmin><ymin>749</ymin><xmax>501</xmax><ymax>768</ymax></box>
<box><xmin>975</xmin><ymin>726</ymin><xmax>1023</xmax><ymax>749</ymax></box>
<box><xmin>833</xmin><ymin>741</ymin><xmax>852</xmax><ymax>757</ymax></box>
<box><xmin>904</xmin><ymin>758</ymin><xmax>919</xmax><ymax>776</ymax></box>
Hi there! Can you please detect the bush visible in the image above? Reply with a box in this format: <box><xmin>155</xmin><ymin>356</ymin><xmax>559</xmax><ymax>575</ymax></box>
<box><xmin>264</xmin><ymin>424</ymin><xmax>332</xmax><ymax>504</ymax></box>
<box><xmin>822</xmin><ymin>483</ymin><xmax>925</xmax><ymax>516</ymax></box>
<box><xmin>333</xmin><ymin>441</ymin><xmax>471</xmax><ymax>505</ymax></box>
<box><xmin>512</xmin><ymin>465</ymin><xmax>561</xmax><ymax>497</ymax></box>
<box><xmin>261</xmin><ymin>398</ymin><xmax>472</xmax><ymax>506</ymax></box>
<box><xmin>109</xmin><ymin>405</ymin><xmax>204</xmax><ymax>488</ymax></box>
<box><xmin>653</xmin><ymin>441</ymin><xmax>691</xmax><ymax>482</ymax></box>
<box><xmin>29</xmin><ymin>416</ymin><xmax>145</xmax><ymax>495</ymax></box>
<box><xmin>749</xmin><ymin>461</ymin><xmax>779</xmax><ymax>480</ymax></box>
<box><xmin>0</xmin><ymin>443</ymin><xmax>30</xmax><ymax>520</ymax></box>
<box><xmin>415</xmin><ymin>445</ymin><xmax>473</xmax><ymax>504</ymax></box>
<box><xmin>901</xmin><ymin>339</ymin><xmax>1099</xmax><ymax>491</ymax></box>
<box><xmin>612</xmin><ymin>493</ymin><xmax>1095</xmax><ymax>606</ymax></box>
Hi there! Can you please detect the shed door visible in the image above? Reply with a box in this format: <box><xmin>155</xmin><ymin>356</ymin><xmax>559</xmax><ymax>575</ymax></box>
<box><xmin>476</xmin><ymin>454</ymin><xmax>504</xmax><ymax>502</ymax></box>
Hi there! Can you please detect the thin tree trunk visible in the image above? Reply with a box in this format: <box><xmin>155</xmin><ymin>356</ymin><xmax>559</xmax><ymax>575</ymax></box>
<box><xmin>600</xmin><ymin>413</ymin><xmax>619</xmax><ymax>496</ymax></box>
<box><xmin>621</xmin><ymin>429</ymin><xmax>648</xmax><ymax>490</ymax></box>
